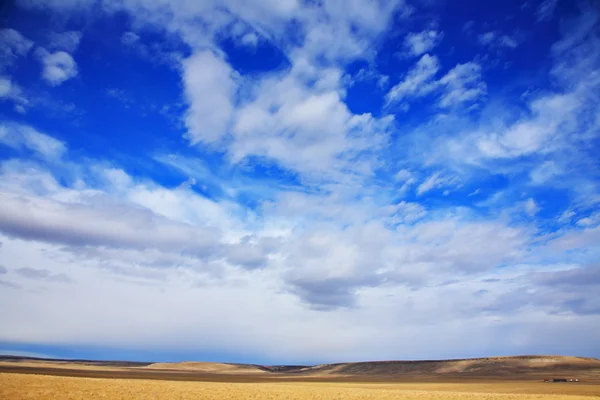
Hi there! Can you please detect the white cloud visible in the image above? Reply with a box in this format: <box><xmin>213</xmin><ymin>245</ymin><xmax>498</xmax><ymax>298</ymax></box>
<box><xmin>241</xmin><ymin>32</ymin><xmax>259</xmax><ymax>47</ymax></box>
<box><xmin>0</xmin><ymin>28</ymin><xmax>34</xmax><ymax>57</ymax></box>
<box><xmin>47</xmin><ymin>30</ymin><xmax>82</xmax><ymax>52</ymax></box>
<box><xmin>437</xmin><ymin>62</ymin><xmax>486</xmax><ymax>108</ymax></box>
<box><xmin>437</xmin><ymin>11</ymin><xmax>599</xmax><ymax>168</ymax></box>
<box><xmin>17</xmin><ymin>0</ymin><xmax>96</xmax><ymax>10</ymax></box>
<box><xmin>293</xmin><ymin>0</ymin><xmax>405</xmax><ymax>63</ymax></box>
<box><xmin>183</xmin><ymin>51</ymin><xmax>237</xmax><ymax>145</ymax></box>
<box><xmin>475</xmin><ymin>92</ymin><xmax>580</xmax><ymax>159</ymax></box>
<box><xmin>119</xmin><ymin>30</ymin><xmax>181</xmax><ymax>68</ymax></box>
<box><xmin>38</xmin><ymin>49</ymin><xmax>78</xmax><ymax>86</ymax></box>
<box><xmin>87</xmin><ymin>0</ymin><xmax>406</xmax><ymax>66</ymax></box>
<box><xmin>275</xmin><ymin>215</ymin><xmax>531</xmax><ymax>309</ymax></box>
<box><xmin>478</xmin><ymin>31</ymin><xmax>518</xmax><ymax>49</ymax></box>
<box><xmin>394</xmin><ymin>168</ymin><xmax>413</xmax><ymax>182</ymax></box>
<box><xmin>530</xmin><ymin>161</ymin><xmax>561</xmax><ymax>184</ymax></box>
<box><xmin>403</xmin><ymin>29</ymin><xmax>442</xmax><ymax>57</ymax></box>
<box><xmin>395</xmin><ymin>168</ymin><xmax>416</xmax><ymax>193</ymax></box>
<box><xmin>230</xmin><ymin>62</ymin><xmax>393</xmax><ymax>178</ymax></box>
<box><xmin>524</xmin><ymin>198</ymin><xmax>539</xmax><ymax>217</ymax></box>
<box><xmin>0</xmin><ymin>77</ymin><xmax>11</xmax><ymax>97</ymax></box>
<box><xmin>0</xmin><ymin>192</ymin><xmax>220</xmax><ymax>256</ymax></box>
<box><xmin>349</xmin><ymin>67</ymin><xmax>389</xmax><ymax>89</ymax></box>
<box><xmin>575</xmin><ymin>212</ymin><xmax>600</xmax><ymax>228</ymax></box>
<box><xmin>110</xmin><ymin>0</ymin><xmax>405</xmax><ymax>180</ymax></box>
<box><xmin>0</xmin><ymin>28</ymin><xmax>33</xmax><ymax>71</ymax></box>
<box><xmin>387</xmin><ymin>56</ymin><xmax>485</xmax><ymax>109</ymax></box>
<box><xmin>536</xmin><ymin>0</ymin><xmax>558</xmax><ymax>22</ymax></box>
<box><xmin>558</xmin><ymin>209</ymin><xmax>576</xmax><ymax>223</ymax></box>
<box><xmin>387</xmin><ymin>53</ymin><xmax>439</xmax><ymax>104</ymax></box>
<box><xmin>0</xmin><ymin>76</ymin><xmax>29</xmax><ymax>111</ymax></box>
<box><xmin>0</xmin><ymin>122</ymin><xmax>598</xmax><ymax>360</ymax></box>
<box><xmin>417</xmin><ymin>171</ymin><xmax>460</xmax><ymax>195</ymax></box>
<box><xmin>121</xmin><ymin>31</ymin><xmax>140</xmax><ymax>46</ymax></box>
<box><xmin>478</xmin><ymin>31</ymin><xmax>497</xmax><ymax>46</ymax></box>
<box><xmin>15</xmin><ymin>267</ymin><xmax>71</xmax><ymax>283</ymax></box>
<box><xmin>15</xmin><ymin>0</ymin><xmax>406</xmax><ymax>182</ymax></box>
<box><xmin>463</xmin><ymin>20</ymin><xmax>475</xmax><ymax>34</ymax></box>
<box><xmin>2</xmin><ymin>241</ymin><xmax>598</xmax><ymax>362</ymax></box>
<box><xmin>499</xmin><ymin>35</ymin><xmax>518</xmax><ymax>49</ymax></box>
<box><xmin>0</xmin><ymin>122</ymin><xmax>66</xmax><ymax>159</ymax></box>
<box><xmin>457</xmin><ymin>11</ymin><xmax>600</xmax><ymax>164</ymax></box>
<box><xmin>389</xmin><ymin>201</ymin><xmax>426</xmax><ymax>223</ymax></box>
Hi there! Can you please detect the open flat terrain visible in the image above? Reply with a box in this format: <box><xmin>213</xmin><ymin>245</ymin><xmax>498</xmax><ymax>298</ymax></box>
<box><xmin>1</xmin><ymin>373</ymin><xmax>600</xmax><ymax>399</ymax></box>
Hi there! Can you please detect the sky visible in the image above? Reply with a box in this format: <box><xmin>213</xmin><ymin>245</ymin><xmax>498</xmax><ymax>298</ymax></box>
<box><xmin>0</xmin><ymin>0</ymin><xmax>599</xmax><ymax>365</ymax></box>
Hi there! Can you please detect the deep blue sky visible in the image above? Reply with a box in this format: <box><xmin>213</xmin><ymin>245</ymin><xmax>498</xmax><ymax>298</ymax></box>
<box><xmin>0</xmin><ymin>0</ymin><xmax>599</xmax><ymax>364</ymax></box>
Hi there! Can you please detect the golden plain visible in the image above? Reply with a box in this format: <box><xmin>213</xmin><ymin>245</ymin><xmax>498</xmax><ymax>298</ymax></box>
<box><xmin>2</xmin><ymin>373</ymin><xmax>600</xmax><ymax>400</ymax></box>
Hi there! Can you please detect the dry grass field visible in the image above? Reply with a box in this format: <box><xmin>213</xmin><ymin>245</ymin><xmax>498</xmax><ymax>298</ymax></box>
<box><xmin>1</xmin><ymin>373</ymin><xmax>600</xmax><ymax>400</ymax></box>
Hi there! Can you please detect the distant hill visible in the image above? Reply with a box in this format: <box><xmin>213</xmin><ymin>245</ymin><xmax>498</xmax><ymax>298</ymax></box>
<box><xmin>291</xmin><ymin>356</ymin><xmax>600</xmax><ymax>379</ymax></box>
<box><xmin>2</xmin><ymin>355</ymin><xmax>599</xmax><ymax>382</ymax></box>
<box><xmin>145</xmin><ymin>355</ymin><xmax>600</xmax><ymax>379</ymax></box>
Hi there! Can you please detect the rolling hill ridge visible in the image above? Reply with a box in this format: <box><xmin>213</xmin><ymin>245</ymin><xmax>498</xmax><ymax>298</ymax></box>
<box><xmin>1</xmin><ymin>355</ymin><xmax>599</xmax><ymax>382</ymax></box>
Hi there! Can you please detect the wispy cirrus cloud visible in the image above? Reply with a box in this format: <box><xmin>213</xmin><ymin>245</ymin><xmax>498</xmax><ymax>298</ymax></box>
<box><xmin>387</xmin><ymin>55</ymin><xmax>486</xmax><ymax>109</ymax></box>
<box><xmin>403</xmin><ymin>29</ymin><xmax>443</xmax><ymax>57</ymax></box>
<box><xmin>0</xmin><ymin>122</ymin><xmax>66</xmax><ymax>159</ymax></box>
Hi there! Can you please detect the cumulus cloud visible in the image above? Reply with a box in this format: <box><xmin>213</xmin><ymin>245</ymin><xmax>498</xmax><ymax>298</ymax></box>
<box><xmin>0</xmin><ymin>124</ymin><xmax>541</xmax><ymax>315</ymax></box>
<box><xmin>37</xmin><ymin>49</ymin><xmax>78</xmax><ymax>86</ymax></box>
<box><xmin>230</xmin><ymin>62</ymin><xmax>394</xmax><ymax>178</ymax></box>
<box><xmin>240</xmin><ymin>32</ymin><xmax>259</xmax><ymax>47</ymax></box>
<box><xmin>473</xmin><ymin>93</ymin><xmax>580</xmax><ymax>159</ymax></box>
<box><xmin>183</xmin><ymin>51</ymin><xmax>237</xmax><ymax>145</ymax></box>
<box><xmin>49</xmin><ymin>0</ymin><xmax>404</xmax><ymax>178</ymax></box>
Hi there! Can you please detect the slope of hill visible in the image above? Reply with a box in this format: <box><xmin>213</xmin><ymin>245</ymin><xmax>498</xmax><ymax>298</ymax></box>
<box><xmin>144</xmin><ymin>361</ymin><xmax>268</xmax><ymax>374</ymax></box>
<box><xmin>1</xmin><ymin>355</ymin><xmax>599</xmax><ymax>382</ymax></box>
<box><xmin>294</xmin><ymin>356</ymin><xmax>600</xmax><ymax>379</ymax></box>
